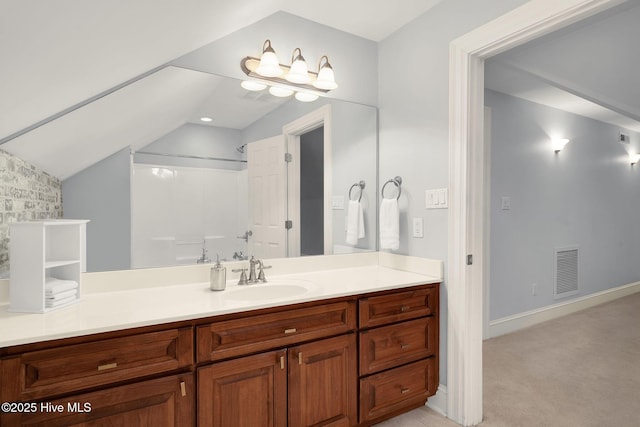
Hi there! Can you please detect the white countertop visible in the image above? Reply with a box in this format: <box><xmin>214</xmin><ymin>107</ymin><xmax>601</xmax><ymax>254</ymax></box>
<box><xmin>0</xmin><ymin>262</ymin><xmax>440</xmax><ymax>348</ymax></box>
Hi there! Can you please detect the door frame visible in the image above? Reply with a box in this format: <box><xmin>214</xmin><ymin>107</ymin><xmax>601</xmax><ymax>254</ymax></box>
<box><xmin>447</xmin><ymin>0</ymin><xmax>622</xmax><ymax>425</ymax></box>
<box><xmin>283</xmin><ymin>105</ymin><xmax>332</xmax><ymax>257</ymax></box>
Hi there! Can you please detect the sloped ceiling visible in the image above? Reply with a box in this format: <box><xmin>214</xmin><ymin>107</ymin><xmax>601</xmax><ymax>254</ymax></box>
<box><xmin>486</xmin><ymin>1</ymin><xmax>640</xmax><ymax>132</ymax></box>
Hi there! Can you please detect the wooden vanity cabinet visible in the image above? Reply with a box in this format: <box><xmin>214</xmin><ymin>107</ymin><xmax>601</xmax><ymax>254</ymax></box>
<box><xmin>0</xmin><ymin>282</ymin><xmax>439</xmax><ymax>427</ymax></box>
<box><xmin>197</xmin><ymin>301</ymin><xmax>358</xmax><ymax>427</ymax></box>
<box><xmin>0</xmin><ymin>326</ymin><xmax>195</xmax><ymax>427</ymax></box>
<box><xmin>358</xmin><ymin>284</ymin><xmax>440</xmax><ymax>426</ymax></box>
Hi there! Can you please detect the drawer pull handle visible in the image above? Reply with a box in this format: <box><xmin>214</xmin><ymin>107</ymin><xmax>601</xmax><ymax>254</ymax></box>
<box><xmin>180</xmin><ymin>381</ymin><xmax>187</xmax><ymax>397</ymax></box>
<box><xmin>400</xmin><ymin>306</ymin><xmax>410</xmax><ymax>312</ymax></box>
<box><xmin>285</xmin><ymin>328</ymin><xmax>297</xmax><ymax>334</ymax></box>
<box><xmin>400</xmin><ymin>344</ymin><xmax>411</xmax><ymax>350</ymax></box>
<box><xmin>97</xmin><ymin>362</ymin><xmax>117</xmax><ymax>371</ymax></box>
<box><xmin>280</xmin><ymin>356</ymin><xmax>285</xmax><ymax>370</ymax></box>
<box><xmin>401</xmin><ymin>387</ymin><xmax>410</xmax><ymax>394</ymax></box>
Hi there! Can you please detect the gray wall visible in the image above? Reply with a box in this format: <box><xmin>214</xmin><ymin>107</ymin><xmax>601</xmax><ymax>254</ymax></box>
<box><xmin>377</xmin><ymin>0</ymin><xmax>529</xmax><ymax>386</ymax></box>
<box><xmin>486</xmin><ymin>89</ymin><xmax>640</xmax><ymax>320</ymax></box>
<box><xmin>62</xmin><ymin>147</ymin><xmax>131</xmax><ymax>272</ymax></box>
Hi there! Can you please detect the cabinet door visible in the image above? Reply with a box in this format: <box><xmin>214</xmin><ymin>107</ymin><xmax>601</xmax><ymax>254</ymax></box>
<box><xmin>198</xmin><ymin>350</ymin><xmax>287</xmax><ymax>427</ymax></box>
<box><xmin>1</xmin><ymin>373</ymin><xmax>194</xmax><ymax>427</ymax></box>
<box><xmin>288</xmin><ymin>334</ymin><xmax>357</xmax><ymax>427</ymax></box>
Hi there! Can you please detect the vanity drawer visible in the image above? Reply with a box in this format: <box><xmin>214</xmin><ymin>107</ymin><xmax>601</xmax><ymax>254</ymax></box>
<box><xmin>4</xmin><ymin>327</ymin><xmax>193</xmax><ymax>400</ymax></box>
<box><xmin>360</xmin><ymin>358</ymin><xmax>437</xmax><ymax>423</ymax></box>
<box><xmin>359</xmin><ymin>317</ymin><xmax>437</xmax><ymax>375</ymax></box>
<box><xmin>197</xmin><ymin>301</ymin><xmax>356</xmax><ymax>362</ymax></box>
<box><xmin>359</xmin><ymin>285</ymin><xmax>437</xmax><ymax>328</ymax></box>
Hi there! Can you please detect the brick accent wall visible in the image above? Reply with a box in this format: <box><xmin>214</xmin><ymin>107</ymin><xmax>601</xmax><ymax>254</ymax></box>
<box><xmin>0</xmin><ymin>150</ymin><xmax>62</xmax><ymax>278</ymax></box>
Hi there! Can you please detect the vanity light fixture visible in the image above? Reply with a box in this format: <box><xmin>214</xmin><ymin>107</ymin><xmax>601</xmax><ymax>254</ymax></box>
<box><xmin>254</xmin><ymin>40</ymin><xmax>283</xmax><ymax>77</ymax></box>
<box><xmin>630</xmin><ymin>153</ymin><xmax>640</xmax><ymax>165</ymax></box>
<box><xmin>241</xmin><ymin>39</ymin><xmax>338</xmax><ymax>102</ymax></box>
<box><xmin>285</xmin><ymin>48</ymin><xmax>311</xmax><ymax>84</ymax></box>
<box><xmin>552</xmin><ymin>138</ymin><xmax>570</xmax><ymax>153</ymax></box>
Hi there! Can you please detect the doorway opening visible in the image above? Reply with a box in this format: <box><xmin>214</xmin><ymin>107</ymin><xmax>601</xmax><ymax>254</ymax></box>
<box><xmin>299</xmin><ymin>126</ymin><xmax>324</xmax><ymax>256</ymax></box>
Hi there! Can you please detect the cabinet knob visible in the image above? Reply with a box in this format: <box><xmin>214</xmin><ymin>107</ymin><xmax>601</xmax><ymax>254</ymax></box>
<box><xmin>284</xmin><ymin>328</ymin><xmax>297</xmax><ymax>334</ymax></box>
<box><xmin>400</xmin><ymin>305</ymin><xmax>410</xmax><ymax>312</ymax></box>
<box><xmin>400</xmin><ymin>343</ymin><xmax>410</xmax><ymax>350</ymax></box>
<box><xmin>401</xmin><ymin>387</ymin><xmax>410</xmax><ymax>394</ymax></box>
<box><xmin>280</xmin><ymin>356</ymin><xmax>285</xmax><ymax>370</ymax></box>
<box><xmin>180</xmin><ymin>381</ymin><xmax>187</xmax><ymax>397</ymax></box>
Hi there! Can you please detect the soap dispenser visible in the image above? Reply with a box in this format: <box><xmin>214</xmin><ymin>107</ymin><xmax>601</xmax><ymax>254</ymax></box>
<box><xmin>210</xmin><ymin>255</ymin><xmax>226</xmax><ymax>291</ymax></box>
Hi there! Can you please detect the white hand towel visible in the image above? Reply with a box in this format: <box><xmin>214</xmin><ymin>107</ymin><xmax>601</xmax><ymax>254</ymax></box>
<box><xmin>345</xmin><ymin>200</ymin><xmax>365</xmax><ymax>245</ymax></box>
<box><xmin>45</xmin><ymin>277</ymin><xmax>79</xmax><ymax>296</ymax></box>
<box><xmin>379</xmin><ymin>198</ymin><xmax>400</xmax><ymax>250</ymax></box>
<box><xmin>45</xmin><ymin>289</ymin><xmax>78</xmax><ymax>302</ymax></box>
<box><xmin>45</xmin><ymin>294</ymin><xmax>77</xmax><ymax>308</ymax></box>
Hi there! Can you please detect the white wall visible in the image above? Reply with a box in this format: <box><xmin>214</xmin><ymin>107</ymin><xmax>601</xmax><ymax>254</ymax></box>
<box><xmin>486</xmin><ymin>89</ymin><xmax>640</xmax><ymax>320</ymax></box>
<box><xmin>377</xmin><ymin>0</ymin><xmax>528</xmax><ymax>386</ymax></box>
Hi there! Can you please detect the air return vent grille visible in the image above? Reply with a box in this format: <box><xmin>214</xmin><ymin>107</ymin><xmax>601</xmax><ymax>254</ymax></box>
<box><xmin>554</xmin><ymin>246</ymin><xmax>579</xmax><ymax>299</ymax></box>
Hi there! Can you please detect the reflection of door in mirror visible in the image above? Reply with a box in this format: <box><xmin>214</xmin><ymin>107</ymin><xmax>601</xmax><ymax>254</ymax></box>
<box><xmin>247</xmin><ymin>135</ymin><xmax>287</xmax><ymax>259</ymax></box>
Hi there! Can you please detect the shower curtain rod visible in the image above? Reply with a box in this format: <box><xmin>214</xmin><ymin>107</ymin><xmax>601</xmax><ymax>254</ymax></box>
<box><xmin>135</xmin><ymin>151</ymin><xmax>247</xmax><ymax>163</ymax></box>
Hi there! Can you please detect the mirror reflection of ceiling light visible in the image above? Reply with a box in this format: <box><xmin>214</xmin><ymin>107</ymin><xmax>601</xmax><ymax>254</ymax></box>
<box><xmin>630</xmin><ymin>153</ymin><xmax>640</xmax><ymax>165</ymax></box>
<box><xmin>200</xmin><ymin>116</ymin><xmax>213</xmax><ymax>122</ymax></box>
<box><xmin>240</xmin><ymin>80</ymin><xmax>267</xmax><ymax>91</ymax></box>
<box><xmin>295</xmin><ymin>92</ymin><xmax>319</xmax><ymax>102</ymax></box>
<box><xmin>269</xmin><ymin>86</ymin><xmax>294</xmax><ymax>97</ymax></box>
<box><xmin>241</xmin><ymin>39</ymin><xmax>337</xmax><ymax>103</ymax></box>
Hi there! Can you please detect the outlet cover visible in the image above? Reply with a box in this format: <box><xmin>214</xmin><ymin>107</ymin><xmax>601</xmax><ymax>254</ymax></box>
<box><xmin>412</xmin><ymin>217</ymin><xmax>424</xmax><ymax>238</ymax></box>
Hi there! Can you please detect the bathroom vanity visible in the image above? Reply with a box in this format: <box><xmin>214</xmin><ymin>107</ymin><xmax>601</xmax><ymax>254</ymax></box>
<box><xmin>0</xmin><ymin>254</ymin><xmax>441</xmax><ymax>426</ymax></box>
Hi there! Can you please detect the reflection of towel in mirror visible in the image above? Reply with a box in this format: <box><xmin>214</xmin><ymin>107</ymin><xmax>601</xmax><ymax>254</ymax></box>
<box><xmin>45</xmin><ymin>289</ymin><xmax>78</xmax><ymax>302</ymax></box>
<box><xmin>346</xmin><ymin>200</ymin><xmax>365</xmax><ymax>245</ymax></box>
<box><xmin>379</xmin><ymin>198</ymin><xmax>399</xmax><ymax>250</ymax></box>
<box><xmin>45</xmin><ymin>295</ymin><xmax>77</xmax><ymax>308</ymax></box>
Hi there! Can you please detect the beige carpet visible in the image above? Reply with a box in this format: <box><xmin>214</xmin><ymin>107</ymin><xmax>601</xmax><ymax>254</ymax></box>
<box><xmin>376</xmin><ymin>292</ymin><xmax>640</xmax><ymax>426</ymax></box>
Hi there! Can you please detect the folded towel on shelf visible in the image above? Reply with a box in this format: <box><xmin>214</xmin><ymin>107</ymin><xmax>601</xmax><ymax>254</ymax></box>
<box><xmin>45</xmin><ymin>277</ymin><xmax>79</xmax><ymax>296</ymax></box>
<box><xmin>45</xmin><ymin>289</ymin><xmax>78</xmax><ymax>302</ymax></box>
<box><xmin>345</xmin><ymin>200</ymin><xmax>365</xmax><ymax>245</ymax></box>
<box><xmin>45</xmin><ymin>294</ymin><xmax>77</xmax><ymax>308</ymax></box>
<box><xmin>379</xmin><ymin>198</ymin><xmax>400</xmax><ymax>250</ymax></box>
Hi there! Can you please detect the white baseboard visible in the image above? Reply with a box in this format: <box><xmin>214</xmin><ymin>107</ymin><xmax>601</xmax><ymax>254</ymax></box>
<box><xmin>488</xmin><ymin>281</ymin><xmax>640</xmax><ymax>338</ymax></box>
<box><xmin>426</xmin><ymin>384</ymin><xmax>448</xmax><ymax>416</ymax></box>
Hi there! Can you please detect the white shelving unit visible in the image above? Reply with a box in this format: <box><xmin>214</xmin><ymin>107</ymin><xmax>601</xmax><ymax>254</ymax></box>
<box><xmin>9</xmin><ymin>219</ymin><xmax>89</xmax><ymax>313</ymax></box>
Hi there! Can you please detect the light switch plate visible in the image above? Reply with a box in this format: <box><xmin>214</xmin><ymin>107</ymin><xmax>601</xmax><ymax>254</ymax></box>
<box><xmin>412</xmin><ymin>217</ymin><xmax>424</xmax><ymax>238</ymax></box>
<box><xmin>501</xmin><ymin>196</ymin><xmax>511</xmax><ymax>210</ymax></box>
<box><xmin>331</xmin><ymin>196</ymin><xmax>345</xmax><ymax>210</ymax></box>
<box><xmin>426</xmin><ymin>188</ymin><xmax>448</xmax><ymax>209</ymax></box>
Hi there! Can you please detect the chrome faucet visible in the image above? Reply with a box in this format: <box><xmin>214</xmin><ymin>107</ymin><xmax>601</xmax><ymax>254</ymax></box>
<box><xmin>196</xmin><ymin>241</ymin><xmax>211</xmax><ymax>264</ymax></box>
<box><xmin>232</xmin><ymin>256</ymin><xmax>271</xmax><ymax>285</ymax></box>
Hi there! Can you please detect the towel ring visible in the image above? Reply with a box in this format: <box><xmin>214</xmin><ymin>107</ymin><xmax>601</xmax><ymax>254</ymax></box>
<box><xmin>381</xmin><ymin>176</ymin><xmax>402</xmax><ymax>200</ymax></box>
<box><xmin>349</xmin><ymin>180</ymin><xmax>365</xmax><ymax>202</ymax></box>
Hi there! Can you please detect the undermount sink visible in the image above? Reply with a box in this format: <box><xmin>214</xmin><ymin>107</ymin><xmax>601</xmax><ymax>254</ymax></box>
<box><xmin>225</xmin><ymin>280</ymin><xmax>313</xmax><ymax>301</ymax></box>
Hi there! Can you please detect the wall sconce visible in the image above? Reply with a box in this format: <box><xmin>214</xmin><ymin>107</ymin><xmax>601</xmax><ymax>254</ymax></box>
<box><xmin>241</xmin><ymin>39</ymin><xmax>337</xmax><ymax>102</ymax></box>
<box><xmin>552</xmin><ymin>138</ymin><xmax>570</xmax><ymax>153</ymax></box>
<box><xmin>630</xmin><ymin>153</ymin><xmax>640</xmax><ymax>165</ymax></box>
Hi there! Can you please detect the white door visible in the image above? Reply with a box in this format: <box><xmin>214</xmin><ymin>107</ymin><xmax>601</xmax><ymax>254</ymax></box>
<box><xmin>247</xmin><ymin>135</ymin><xmax>287</xmax><ymax>259</ymax></box>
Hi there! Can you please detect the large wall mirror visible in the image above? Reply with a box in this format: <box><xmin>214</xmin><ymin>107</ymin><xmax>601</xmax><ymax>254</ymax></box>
<box><xmin>1</xmin><ymin>65</ymin><xmax>378</xmax><ymax>274</ymax></box>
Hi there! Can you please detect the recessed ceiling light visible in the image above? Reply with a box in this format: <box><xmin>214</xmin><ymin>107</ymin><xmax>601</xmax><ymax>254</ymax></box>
<box><xmin>200</xmin><ymin>117</ymin><xmax>213</xmax><ymax>122</ymax></box>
